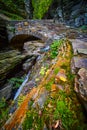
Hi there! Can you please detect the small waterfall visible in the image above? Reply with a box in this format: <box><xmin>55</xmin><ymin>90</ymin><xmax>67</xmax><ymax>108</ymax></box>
<box><xmin>14</xmin><ymin>71</ymin><xmax>30</xmax><ymax>100</ymax></box>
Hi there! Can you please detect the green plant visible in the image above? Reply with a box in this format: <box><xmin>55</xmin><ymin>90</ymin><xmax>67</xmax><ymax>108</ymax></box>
<box><xmin>32</xmin><ymin>0</ymin><xmax>53</xmax><ymax>19</ymax></box>
<box><xmin>1</xmin><ymin>0</ymin><xmax>25</xmax><ymax>19</ymax></box>
<box><xmin>40</xmin><ymin>66</ymin><xmax>46</xmax><ymax>76</ymax></box>
<box><xmin>0</xmin><ymin>98</ymin><xmax>9</xmax><ymax>127</ymax></box>
<box><xmin>50</xmin><ymin>39</ymin><xmax>64</xmax><ymax>59</ymax></box>
<box><xmin>0</xmin><ymin>10</ymin><xmax>23</xmax><ymax>20</ymax></box>
<box><xmin>8</xmin><ymin>77</ymin><xmax>24</xmax><ymax>89</ymax></box>
<box><xmin>0</xmin><ymin>98</ymin><xmax>6</xmax><ymax>109</ymax></box>
<box><xmin>79</xmin><ymin>25</ymin><xmax>87</xmax><ymax>30</ymax></box>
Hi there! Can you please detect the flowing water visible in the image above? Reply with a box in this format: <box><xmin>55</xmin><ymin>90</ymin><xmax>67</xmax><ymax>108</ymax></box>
<box><xmin>14</xmin><ymin>71</ymin><xmax>31</xmax><ymax>100</ymax></box>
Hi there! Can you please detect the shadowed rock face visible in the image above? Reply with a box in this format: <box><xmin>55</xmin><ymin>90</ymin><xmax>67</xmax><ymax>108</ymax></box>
<box><xmin>0</xmin><ymin>18</ymin><xmax>8</xmax><ymax>48</ymax></box>
<box><xmin>0</xmin><ymin>50</ymin><xmax>27</xmax><ymax>88</ymax></box>
<box><xmin>46</xmin><ymin>0</ymin><xmax>87</xmax><ymax>27</ymax></box>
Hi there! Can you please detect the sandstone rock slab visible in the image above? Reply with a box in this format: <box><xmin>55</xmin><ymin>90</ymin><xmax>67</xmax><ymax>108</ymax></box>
<box><xmin>71</xmin><ymin>57</ymin><xmax>87</xmax><ymax>73</ymax></box>
<box><xmin>70</xmin><ymin>39</ymin><xmax>87</xmax><ymax>55</ymax></box>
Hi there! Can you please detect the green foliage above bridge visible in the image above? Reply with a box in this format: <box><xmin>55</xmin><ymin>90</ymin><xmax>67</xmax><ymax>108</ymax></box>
<box><xmin>0</xmin><ymin>0</ymin><xmax>25</xmax><ymax>20</ymax></box>
<box><xmin>32</xmin><ymin>0</ymin><xmax>53</xmax><ymax>19</ymax></box>
<box><xmin>0</xmin><ymin>0</ymin><xmax>53</xmax><ymax>20</ymax></box>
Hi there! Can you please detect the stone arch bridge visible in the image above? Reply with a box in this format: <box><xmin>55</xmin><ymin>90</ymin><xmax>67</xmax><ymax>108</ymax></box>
<box><xmin>6</xmin><ymin>19</ymin><xmax>74</xmax><ymax>46</ymax></box>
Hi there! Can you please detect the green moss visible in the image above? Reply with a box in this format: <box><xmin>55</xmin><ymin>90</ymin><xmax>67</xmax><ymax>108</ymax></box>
<box><xmin>32</xmin><ymin>0</ymin><xmax>53</xmax><ymax>19</ymax></box>
<box><xmin>45</xmin><ymin>80</ymin><xmax>54</xmax><ymax>90</ymax></box>
<box><xmin>23</xmin><ymin>109</ymin><xmax>44</xmax><ymax>130</ymax></box>
<box><xmin>53</xmin><ymin>91</ymin><xmax>76</xmax><ymax>130</ymax></box>
<box><xmin>54</xmin><ymin>67</ymin><xmax>60</xmax><ymax>75</ymax></box>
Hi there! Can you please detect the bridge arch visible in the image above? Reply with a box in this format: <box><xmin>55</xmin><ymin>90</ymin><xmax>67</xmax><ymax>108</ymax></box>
<box><xmin>10</xmin><ymin>34</ymin><xmax>42</xmax><ymax>50</ymax></box>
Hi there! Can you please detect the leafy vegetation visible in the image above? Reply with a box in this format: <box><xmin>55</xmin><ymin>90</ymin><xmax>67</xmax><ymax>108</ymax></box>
<box><xmin>0</xmin><ymin>0</ymin><xmax>53</xmax><ymax>19</ymax></box>
<box><xmin>0</xmin><ymin>0</ymin><xmax>25</xmax><ymax>19</ymax></box>
<box><xmin>0</xmin><ymin>98</ymin><xmax>6</xmax><ymax>109</ymax></box>
<box><xmin>1</xmin><ymin>10</ymin><xmax>24</xmax><ymax>20</ymax></box>
<box><xmin>8</xmin><ymin>77</ymin><xmax>24</xmax><ymax>89</ymax></box>
<box><xmin>50</xmin><ymin>39</ymin><xmax>64</xmax><ymax>59</ymax></box>
<box><xmin>32</xmin><ymin>0</ymin><xmax>53</xmax><ymax>19</ymax></box>
<box><xmin>79</xmin><ymin>25</ymin><xmax>87</xmax><ymax>33</ymax></box>
<box><xmin>40</xmin><ymin>66</ymin><xmax>46</xmax><ymax>76</ymax></box>
<box><xmin>0</xmin><ymin>98</ymin><xmax>9</xmax><ymax>127</ymax></box>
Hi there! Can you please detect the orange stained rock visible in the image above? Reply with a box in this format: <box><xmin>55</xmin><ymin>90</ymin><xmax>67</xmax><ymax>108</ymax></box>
<box><xmin>4</xmin><ymin>88</ymin><xmax>37</xmax><ymax>130</ymax></box>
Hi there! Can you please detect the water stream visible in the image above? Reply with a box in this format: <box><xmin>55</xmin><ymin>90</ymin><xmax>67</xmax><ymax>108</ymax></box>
<box><xmin>14</xmin><ymin>71</ymin><xmax>31</xmax><ymax>100</ymax></box>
